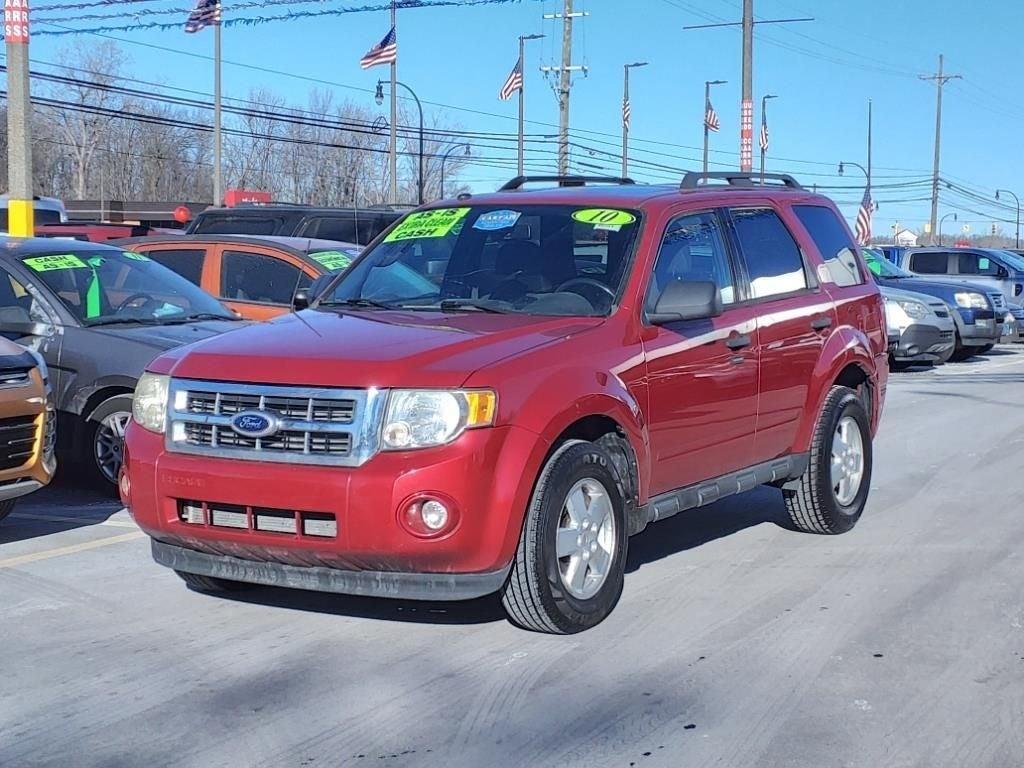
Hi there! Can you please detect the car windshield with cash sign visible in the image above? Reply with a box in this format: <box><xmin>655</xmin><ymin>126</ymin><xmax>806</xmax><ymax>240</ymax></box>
<box><xmin>320</xmin><ymin>205</ymin><xmax>643</xmax><ymax>317</ymax></box>
<box><xmin>21</xmin><ymin>250</ymin><xmax>235</xmax><ymax>326</ymax></box>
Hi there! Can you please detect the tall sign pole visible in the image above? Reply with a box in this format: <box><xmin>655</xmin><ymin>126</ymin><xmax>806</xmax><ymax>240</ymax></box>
<box><xmin>518</xmin><ymin>34</ymin><xmax>527</xmax><ymax>176</ymax></box>
<box><xmin>389</xmin><ymin>0</ymin><xmax>398</xmax><ymax>204</ymax></box>
<box><xmin>5</xmin><ymin>0</ymin><xmax>33</xmax><ymax>236</ymax></box>
<box><xmin>740</xmin><ymin>0</ymin><xmax>753</xmax><ymax>173</ymax></box>
<box><xmin>920</xmin><ymin>54</ymin><xmax>960</xmax><ymax>245</ymax></box>
<box><xmin>213</xmin><ymin>15</ymin><xmax>223</xmax><ymax>207</ymax></box>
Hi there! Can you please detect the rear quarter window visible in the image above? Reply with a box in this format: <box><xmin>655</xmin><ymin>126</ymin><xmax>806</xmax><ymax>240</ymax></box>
<box><xmin>143</xmin><ymin>248</ymin><xmax>206</xmax><ymax>286</ymax></box>
<box><xmin>909</xmin><ymin>252</ymin><xmax>950</xmax><ymax>274</ymax></box>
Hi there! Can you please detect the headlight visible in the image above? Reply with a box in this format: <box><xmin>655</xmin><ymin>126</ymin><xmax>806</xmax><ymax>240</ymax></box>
<box><xmin>954</xmin><ymin>291</ymin><xmax>988</xmax><ymax>309</ymax></box>
<box><xmin>884</xmin><ymin>299</ymin><xmax>912</xmax><ymax>333</ymax></box>
<box><xmin>896</xmin><ymin>299</ymin><xmax>928</xmax><ymax>319</ymax></box>
<box><xmin>382</xmin><ymin>389</ymin><xmax>496</xmax><ymax>450</ymax></box>
<box><xmin>132</xmin><ymin>373</ymin><xmax>170</xmax><ymax>434</ymax></box>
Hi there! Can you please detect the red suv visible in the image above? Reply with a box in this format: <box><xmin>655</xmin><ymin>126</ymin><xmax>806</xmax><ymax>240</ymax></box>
<box><xmin>123</xmin><ymin>172</ymin><xmax>888</xmax><ymax>634</ymax></box>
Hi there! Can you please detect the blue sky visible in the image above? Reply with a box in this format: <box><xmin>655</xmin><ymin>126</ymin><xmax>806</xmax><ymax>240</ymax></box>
<box><xmin>26</xmin><ymin>0</ymin><xmax>1024</xmax><ymax>238</ymax></box>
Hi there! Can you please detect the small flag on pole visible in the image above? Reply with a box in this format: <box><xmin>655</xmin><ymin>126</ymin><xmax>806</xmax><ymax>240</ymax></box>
<box><xmin>185</xmin><ymin>0</ymin><xmax>220</xmax><ymax>33</ymax></box>
<box><xmin>360</xmin><ymin>26</ymin><xmax>398</xmax><ymax>69</ymax></box>
<box><xmin>854</xmin><ymin>186</ymin><xmax>874</xmax><ymax>245</ymax></box>
<box><xmin>499</xmin><ymin>56</ymin><xmax>523</xmax><ymax>101</ymax></box>
<box><xmin>622</xmin><ymin>96</ymin><xmax>631</xmax><ymax>130</ymax></box>
<box><xmin>759</xmin><ymin>111</ymin><xmax>769</xmax><ymax>152</ymax></box>
<box><xmin>704</xmin><ymin>97</ymin><xmax>720</xmax><ymax>132</ymax></box>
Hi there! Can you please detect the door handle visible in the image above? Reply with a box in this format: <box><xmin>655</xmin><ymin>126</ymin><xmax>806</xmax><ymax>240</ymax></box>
<box><xmin>810</xmin><ymin>315</ymin><xmax>833</xmax><ymax>331</ymax></box>
<box><xmin>725</xmin><ymin>332</ymin><xmax>751</xmax><ymax>350</ymax></box>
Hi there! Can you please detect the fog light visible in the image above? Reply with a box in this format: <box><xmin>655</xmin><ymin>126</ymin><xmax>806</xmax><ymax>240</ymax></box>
<box><xmin>421</xmin><ymin>500</ymin><xmax>449</xmax><ymax>530</ymax></box>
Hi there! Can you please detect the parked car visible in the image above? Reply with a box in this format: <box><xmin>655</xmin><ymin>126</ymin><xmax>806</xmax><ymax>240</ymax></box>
<box><xmin>0</xmin><ymin>194</ymin><xmax>67</xmax><ymax>230</ymax></box>
<box><xmin>895</xmin><ymin>246</ymin><xmax>1024</xmax><ymax>306</ymax></box>
<box><xmin>0</xmin><ymin>238</ymin><xmax>246</xmax><ymax>488</ymax></box>
<box><xmin>35</xmin><ymin>223</ymin><xmax>165</xmax><ymax>242</ymax></box>
<box><xmin>0</xmin><ymin>340</ymin><xmax>55</xmax><ymax>524</ymax></box>
<box><xmin>185</xmin><ymin>204</ymin><xmax>403</xmax><ymax>246</ymax></box>
<box><xmin>862</xmin><ymin>248</ymin><xmax>1002</xmax><ymax>360</ymax></box>
<box><xmin>877</xmin><ymin>245</ymin><xmax>908</xmax><ymax>264</ymax></box>
<box><xmin>124</xmin><ymin>171</ymin><xmax>889</xmax><ymax>633</ymax></box>
<box><xmin>117</xmin><ymin>235</ymin><xmax>361</xmax><ymax>320</ymax></box>
<box><xmin>880</xmin><ymin>286</ymin><xmax>955</xmax><ymax>368</ymax></box>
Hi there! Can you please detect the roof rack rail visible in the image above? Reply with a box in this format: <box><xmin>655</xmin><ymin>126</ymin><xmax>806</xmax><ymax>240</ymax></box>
<box><xmin>499</xmin><ymin>175</ymin><xmax>636</xmax><ymax>191</ymax></box>
<box><xmin>679</xmin><ymin>171</ymin><xmax>803</xmax><ymax>190</ymax></box>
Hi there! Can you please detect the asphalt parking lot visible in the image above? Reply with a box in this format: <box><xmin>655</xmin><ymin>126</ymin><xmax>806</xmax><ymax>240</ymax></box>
<box><xmin>3</xmin><ymin>349</ymin><xmax>1023</xmax><ymax>768</ymax></box>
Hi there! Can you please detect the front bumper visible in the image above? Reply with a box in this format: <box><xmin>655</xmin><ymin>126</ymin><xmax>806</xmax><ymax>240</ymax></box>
<box><xmin>957</xmin><ymin>310</ymin><xmax>1001</xmax><ymax>345</ymax></box>
<box><xmin>893</xmin><ymin>323</ymin><xmax>955</xmax><ymax>363</ymax></box>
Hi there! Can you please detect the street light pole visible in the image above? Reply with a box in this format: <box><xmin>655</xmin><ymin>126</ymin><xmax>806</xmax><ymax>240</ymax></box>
<box><xmin>759</xmin><ymin>93</ymin><xmax>777</xmax><ymax>184</ymax></box>
<box><xmin>703</xmin><ymin>79</ymin><xmax>726</xmax><ymax>175</ymax></box>
<box><xmin>377</xmin><ymin>79</ymin><xmax>424</xmax><ymax>205</ymax></box>
<box><xmin>621</xmin><ymin>61</ymin><xmax>648</xmax><ymax>178</ymax></box>
<box><xmin>938</xmin><ymin>211</ymin><xmax>957</xmax><ymax>246</ymax></box>
<box><xmin>517</xmin><ymin>33</ymin><xmax>544</xmax><ymax>177</ymax></box>
<box><xmin>996</xmin><ymin>189</ymin><xmax>1021</xmax><ymax>249</ymax></box>
<box><xmin>440</xmin><ymin>143</ymin><xmax>470</xmax><ymax>200</ymax></box>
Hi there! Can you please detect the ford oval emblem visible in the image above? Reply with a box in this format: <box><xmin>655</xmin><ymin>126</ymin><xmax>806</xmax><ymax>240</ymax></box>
<box><xmin>230</xmin><ymin>411</ymin><xmax>279</xmax><ymax>439</ymax></box>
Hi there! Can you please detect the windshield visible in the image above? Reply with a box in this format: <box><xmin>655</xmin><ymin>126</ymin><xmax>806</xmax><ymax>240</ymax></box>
<box><xmin>863</xmin><ymin>248</ymin><xmax>915</xmax><ymax>279</ymax></box>
<box><xmin>21</xmin><ymin>250</ymin><xmax>235</xmax><ymax>326</ymax></box>
<box><xmin>997</xmin><ymin>249</ymin><xmax>1024</xmax><ymax>271</ymax></box>
<box><xmin>321</xmin><ymin>204</ymin><xmax>642</xmax><ymax>316</ymax></box>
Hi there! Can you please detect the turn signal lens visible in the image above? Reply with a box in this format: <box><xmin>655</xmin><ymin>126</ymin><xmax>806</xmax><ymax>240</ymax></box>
<box><xmin>464</xmin><ymin>390</ymin><xmax>497</xmax><ymax>428</ymax></box>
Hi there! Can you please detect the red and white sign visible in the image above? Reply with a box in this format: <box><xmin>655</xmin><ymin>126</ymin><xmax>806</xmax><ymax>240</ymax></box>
<box><xmin>739</xmin><ymin>99</ymin><xmax>753</xmax><ymax>172</ymax></box>
<box><xmin>224</xmin><ymin>189</ymin><xmax>271</xmax><ymax>207</ymax></box>
<box><xmin>4</xmin><ymin>0</ymin><xmax>29</xmax><ymax>45</ymax></box>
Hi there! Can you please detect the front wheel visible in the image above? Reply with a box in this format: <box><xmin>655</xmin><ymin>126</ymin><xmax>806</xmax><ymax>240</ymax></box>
<box><xmin>783</xmin><ymin>386</ymin><xmax>873</xmax><ymax>535</ymax></box>
<box><xmin>502</xmin><ymin>440</ymin><xmax>628</xmax><ymax>634</ymax></box>
<box><xmin>977</xmin><ymin>343</ymin><xmax>995</xmax><ymax>355</ymax></box>
<box><xmin>83</xmin><ymin>395</ymin><xmax>133</xmax><ymax>491</ymax></box>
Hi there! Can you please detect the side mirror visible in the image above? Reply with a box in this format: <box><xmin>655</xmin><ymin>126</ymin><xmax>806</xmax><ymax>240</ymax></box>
<box><xmin>997</xmin><ymin>265</ymin><xmax>1010</xmax><ymax>279</ymax></box>
<box><xmin>292</xmin><ymin>274</ymin><xmax>336</xmax><ymax>311</ymax></box>
<box><xmin>648</xmin><ymin>280</ymin><xmax>723</xmax><ymax>325</ymax></box>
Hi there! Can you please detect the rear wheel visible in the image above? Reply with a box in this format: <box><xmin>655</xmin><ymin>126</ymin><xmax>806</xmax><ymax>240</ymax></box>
<box><xmin>783</xmin><ymin>386</ymin><xmax>872</xmax><ymax>535</ymax></box>
<box><xmin>176</xmin><ymin>570</ymin><xmax>256</xmax><ymax>593</ymax></box>
<box><xmin>502</xmin><ymin>440</ymin><xmax>628</xmax><ymax>634</ymax></box>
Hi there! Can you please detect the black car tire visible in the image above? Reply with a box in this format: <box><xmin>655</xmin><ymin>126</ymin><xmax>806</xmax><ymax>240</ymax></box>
<box><xmin>0</xmin><ymin>499</ymin><xmax>15</xmax><ymax>523</ymax></box>
<box><xmin>948</xmin><ymin>332</ymin><xmax>975</xmax><ymax>362</ymax></box>
<box><xmin>977</xmin><ymin>344</ymin><xmax>995</xmax><ymax>354</ymax></box>
<box><xmin>783</xmin><ymin>386</ymin><xmax>872</xmax><ymax>535</ymax></box>
<box><xmin>502</xmin><ymin>440</ymin><xmax>628</xmax><ymax>634</ymax></box>
<box><xmin>176</xmin><ymin>570</ymin><xmax>257</xmax><ymax>593</ymax></box>
<box><xmin>82</xmin><ymin>394</ymin><xmax>134</xmax><ymax>492</ymax></box>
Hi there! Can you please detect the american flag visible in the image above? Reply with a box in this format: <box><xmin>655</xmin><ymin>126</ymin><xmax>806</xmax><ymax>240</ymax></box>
<box><xmin>360</xmin><ymin>26</ymin><xmax>398</xmax><ymax>69</ymax></box>
<box><xmin>854</xmin><ymin>186</ymin><xmax>873</xmax><ymax>245</ymax></box>
<box><xmin>184</xmin><ymin>0</ymin><xmax>220</xmax><ymax>33</ymax></box>
<box><xmin>704</xmin><ymin>96</ymin><xmax>720</xmax><ymax>132</ymax></box>
<box><xmin>759</xmin><ymin>112</ymin><xmax>769</xmax><ymax>152</ymax></box>
<box><xmin>499</xmin><ymin>56</ymin><xmax>523</xmax><ymax>101</ymax></box>
<box><xmin>622</xmin><ymin>96</ymin><xmax>631</xmax><ymax>130</ymax></box>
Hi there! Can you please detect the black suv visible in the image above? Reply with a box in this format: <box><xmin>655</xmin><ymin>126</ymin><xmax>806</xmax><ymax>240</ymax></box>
<box><xmin>186</xmin><ymin>204</ymin><xmax>405</xmax><ymax>246</ymax></box>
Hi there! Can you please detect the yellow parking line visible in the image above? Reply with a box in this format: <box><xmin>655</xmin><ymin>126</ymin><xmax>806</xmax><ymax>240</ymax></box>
<box><xmin>9</xmin><ymin>512</ymin><xmax>138</xmax><ymax>529</ymax></box>
<box><xmin>0</xmin><ymin>531</ymin><xmax>146</xmax><ymax>569</ymax></box>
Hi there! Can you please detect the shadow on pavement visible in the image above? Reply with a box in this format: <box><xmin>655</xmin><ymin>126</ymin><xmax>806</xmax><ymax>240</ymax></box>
<box><xmin>0</xmin><ymin>471</ymin><xmax>122</xmax><ymax>544</ymax></box>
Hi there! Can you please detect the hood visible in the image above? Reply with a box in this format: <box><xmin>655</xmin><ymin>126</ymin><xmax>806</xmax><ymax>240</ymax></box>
<box><xmin>155</xmin><ymin>309</ymin><xmax>603</xmax><ymax>389</ymax></box>
<box><xmin>879</xmin><ymin>286</ymin><xmax>947</xmax><ymax>306</ymax></box>
<box><xmin>88</xmin><ymin>319</ymin><xmax>248</xmax><ymax>351</ymax></box>
<box><xmin>877</xmin><ymin>275</ymin><xmax>993</xmax><ymax>299</ymax></box>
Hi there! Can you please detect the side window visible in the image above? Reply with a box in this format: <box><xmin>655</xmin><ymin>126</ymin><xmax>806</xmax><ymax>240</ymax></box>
<box><xmin>0</xmin><ymin>270</ymin><xmax>55</xmax><ymax>326</ymax></box>
<box><xmin>792</xmin><ymin>205</ymin><xmax>864</xmax><ymax>287</ymax></box>
<box><xmin>305</xmin><ymin>216</ymin><xmax>358</xmax><ymax>243</ymax></box>
<box><xmin>909</xmin><ymin>252</ymin><xmax>949</xmax><ymax>274</ymax></box>
<box><xmin>958</xmin><ymin>252</ymin><xmax>1000</xmax><ymax>276</ymax></box>
<box><xmin>647</xmin><ymin>211</ymin><xmax>736</xmax><ymax>313</ymax></box>
<box><xmin>729</xmin><ymin>208</ymin><xmax>808</xmax><ymax>299</ymax></box>
<box><xmin>145</xmin><ymin>249</ymin><xmax>206</xmax><ymax>286</ymax></box>
<box><xmin>221</xmin><ymin>251</ymin><xmax>301</xmax><ymax>305</ymax></box>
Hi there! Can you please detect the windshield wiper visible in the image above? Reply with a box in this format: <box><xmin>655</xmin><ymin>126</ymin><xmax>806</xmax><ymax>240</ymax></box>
<box><xmin>320</xmin><ymin>298</ymin><xmax>398</xmax><ymax>310</ymax></box>
<box><xmin>157</xmin><ymin>312</ymin><xmax>238</xmax><ymax>324</ymax></box>
<box><xmin>435</xmin><ymin>299</ymin><xmax>512</xmax><ymax>314</ymax></box>
<box><xmin>85</xmin><ymin>317</ymin><xmax>165</xmax><ymax>327</ymax></box>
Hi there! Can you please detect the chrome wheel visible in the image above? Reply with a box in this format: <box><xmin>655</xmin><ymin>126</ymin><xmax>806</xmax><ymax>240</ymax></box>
<box><xmin>94</xmin><ymin>411</ymin><xmax>130</xmax><ymax>485</ymax></box>
<box><xmin>831</xmin><ymin>415</ymin><xmax>865</xmax><ymax>507</ymax></box>
<box><xmin>556</xmin><ymin>478</ymin><xmax>617</xmax><ymax>600</ymax></box>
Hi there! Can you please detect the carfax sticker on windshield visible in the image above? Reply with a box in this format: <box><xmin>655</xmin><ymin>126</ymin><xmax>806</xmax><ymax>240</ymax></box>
<box><xmin>473</xmin><ymin>209</ymin><xmax>521</xmax><ymax>231</ymax></box>
<box><xmin>571</xmin><ymin>208</ymin><xmax>637</xmax><ymax>227</ymax></box>
<box><xmin>24</xmin><ymin>254</ymin><xmax>89</xmax><ymax>272</ymax></box>
<box><xmin>310</xmin><ymin>251</ymin><xmax>354</xmax><ymax>271</ymax></box>
<box><xmin>384</xmin><ymin>207</ymin><xmax>471</xmax><ymax>243</ymax></box>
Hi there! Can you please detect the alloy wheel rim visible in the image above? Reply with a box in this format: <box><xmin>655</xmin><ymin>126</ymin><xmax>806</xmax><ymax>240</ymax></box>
<box><xmin>556</xmin><ymin>478</ymin><xmax>616</xmax><ymax>600</ymax></box>
<box><xmin>830</xmin><ymin>415</ymin><xmax>865</xmax><ymax>508</ymax></box>
<box><xmin>95</xmin><ymin>411</ymin><xmax>130</xmax><ymax>484</ymax></box>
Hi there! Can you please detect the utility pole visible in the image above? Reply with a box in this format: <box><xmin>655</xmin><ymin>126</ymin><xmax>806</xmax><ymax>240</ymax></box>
<box><xmin>683</xmin><ymin>5</ymin><xmax>811</xmax><ymax>174</ymax></box>
<box><xmin>5</xmin><ymin>0</ymin><xmax>33</xmax><ymax>236</ymax></box>
<box><xmin>213</xmin><ymin>18</ymin><xmax>222</xmax><ymax>207</ymax></box>
<box><xmin>389</xmin><ymin>0</ymin><xmax>398</xmax><ymax>204</ymax></box>
<box><xmin>541</xmin><ymin>0</ymin><xmax>588</xmax><ymax>176</ymax></box>
<box><xmin>867</xmin><ymin>99</ymin><xmax>872</xmax><ymax>192</ymax></box>
<box><xmin>621</xmin><ymin>61</ymin><xmax>647</xmax><ymax>178</ymax></box>
<box><xmin>920</xmin><ymin>54</ymin><xmax>960</xmax><ymax>245</ymax></box>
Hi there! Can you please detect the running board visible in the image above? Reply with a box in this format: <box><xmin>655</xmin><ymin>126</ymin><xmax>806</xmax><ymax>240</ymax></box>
<box><xmin>638</xmin><ymin>454</ymin><xmax>809</xmax><ymax>529</ymax></box>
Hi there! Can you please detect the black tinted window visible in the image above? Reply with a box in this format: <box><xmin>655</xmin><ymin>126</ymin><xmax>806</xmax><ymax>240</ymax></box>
<box><xmin>304</xmin><ymin>216</ymin><xmax>358</xmax><ymax>243</ymax></box>
<box><xmin>144</xmin><ymin>249</ymin><xmax>205</xmax><ymax>286</ymax></box>
<box><xmin>648</xmin><ymin>212</ymin><xmax>736</xmax><ymax>312</ymax></box>
<box><xmin>957</xmin><ymin>252</ymin><xmax>1001</xmax><ymax>276</ymax></box>
<box><xmin>221</xmin><ymin>251</ymin><xmax>301</xmax><ymax>305</ymax></box>
<box><xmin>909</xmin><ymin>252</ymin><xmax>949</xmax><ymax>274</ymax></box>
<box><xmin>192</xmin><ymin>214</ymin><xmax>284</xmax><ymax>235</ymax></box>
<box><xmin>729</xmin><ymin>208</ymin><xmax>807</xmax><ymax>298</ymax></box>
<box><xmin>793</xmin><ymin>205</ymin><xmax>863</xmax><ymax>287</ymax></box>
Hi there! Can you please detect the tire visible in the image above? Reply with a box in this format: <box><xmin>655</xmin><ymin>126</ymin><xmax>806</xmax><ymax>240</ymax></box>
<box><xmin>783</xmin><ymin>386</ymin><xmax>872</xmax><ymax>535</ymax></box>
<box><xmin>948</xmin><ymin>332</ymin><xmax>974</xmax><ymax>362</ymax></box>
<box><xmin>82</xmin><ymin>394</ymin><xmax>133</xmax><ymax>492</ymax></box>
<box><xmin>501</xmin><ymin>440</ymin><xmax>629</xmax><ymax>634</ymax></box>
<box><xmin>175</xmin><ymin>570</ymin><xmax>256</xmax><ymax>593</ymax></box>
<box><xmin>977</xmin><ymin>344</ymin><xmax>995</xmax><ymax>355</ymax></box>
<box><xmin>0</xmin><ymin>499</ymin><xmax>15</xmax><ymax>524</ymax></box>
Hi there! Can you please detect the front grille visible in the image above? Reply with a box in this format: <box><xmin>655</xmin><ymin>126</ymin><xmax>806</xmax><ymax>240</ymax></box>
<box><xmin>0</xmin><ymin>414</ymin><xmax>38</xmax><ymax>471</ymax></box>
<box><xmin>939</xmin><ymin>330</ymin><xmax>954</xmax><ymax>340</ymax></box>
<box><xmin>0</xmin><ymin>368</ymin><xmax>32</xmax><ymax>388</ymax></box>
<box><xmin>177</xmin><ymin>499</ymin><xmax>338</xmax><ymax>538</ymax></box>
<box><xmin>166</xmin><ymin>379</ymin><xmax>385</xmax><ymax>467</ymax></box>
<box><xmin>989</xmin><ymin>293</ymin><xmax>1007</xmax><ymax>312</ymax></box>
<box><xmin>927</xmin><ymin>302</ymin><xmax>950</xmax><ymax>319</ymax></box>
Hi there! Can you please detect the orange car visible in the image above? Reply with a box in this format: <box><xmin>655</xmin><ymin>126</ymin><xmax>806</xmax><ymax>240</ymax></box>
<box><xmin>117</xmin><ymin>235</ymin><xmax>360</xmax><ymax>320</ymax></box>
<box><xmin>0</xmin><ymin>339</ymin><xmax>55</xmax><ymax>523</ymax></box>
